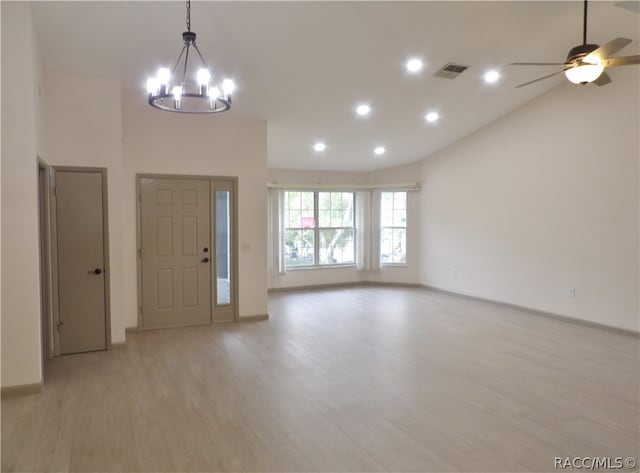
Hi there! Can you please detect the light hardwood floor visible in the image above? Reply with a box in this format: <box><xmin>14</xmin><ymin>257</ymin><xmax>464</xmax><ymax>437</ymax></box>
<box><xmin>2</xmin><ymin>286</ymin><xmax>638</xmax><ymax>472</ymax></box>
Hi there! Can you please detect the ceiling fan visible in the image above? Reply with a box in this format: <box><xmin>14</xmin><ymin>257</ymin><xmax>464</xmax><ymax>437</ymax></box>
<box><xmin>511</xmin><ymin>0</ymin><xmax>640</xmax><ymax>88</ymax></box>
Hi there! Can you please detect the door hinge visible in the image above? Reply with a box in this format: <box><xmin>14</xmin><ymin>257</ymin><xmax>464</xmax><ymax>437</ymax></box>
<box><xmin>138</xmin><ymin>248</ymin><xmax>143</xmax><ymax>258</ymax></box>
<box><xmin>137</xmin><ymin>192</ymin><xmax>141</xmax><ymax>202</ymax></box>
<box><xmin>139</xmin><ymin>306</ymin><xmax>143</xmax><ymax>315</ymax></box>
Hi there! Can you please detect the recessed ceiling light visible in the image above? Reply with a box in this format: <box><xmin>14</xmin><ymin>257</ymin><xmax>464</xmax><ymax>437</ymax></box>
<box><xmin>314</xmin><ymin>142</ymin><xmax>326</xmax><ymax>152</ymax></box>
<box><xmin>355</xmin><ymin>103</ymin><xmax>371</xmax><ymax>116</ymax></box>
<box><xmin>425</xmin><ymin>111</ymin><xmax>439</xmax><ymax>123</ymax></box>
<box><xmin>374</xmin><ymin>146</ymin><xmax>386</xmax><ymax>156</ymax></box>
<box><xmin>484</xmin><ymin>70</ymin><xmax>500</xmax><ymax>84</ymax></box>
<box><xmin>406</xmin><ymin>58</ymin><xmax>424</xmax><ymax>74</ymax></box>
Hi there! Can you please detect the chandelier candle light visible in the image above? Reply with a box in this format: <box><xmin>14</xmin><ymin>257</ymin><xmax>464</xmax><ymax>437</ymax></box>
<box><xmin>146</xmin><ymin>0</ymin><xmax>235</xmax><ymax>113</ymax></box>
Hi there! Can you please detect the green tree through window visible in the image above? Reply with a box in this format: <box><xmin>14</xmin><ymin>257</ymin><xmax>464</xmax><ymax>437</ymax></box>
<box><xmin>380</xmin><ymin>191</ymin><xmax>407</xmax><ymax>264</ymax></box>
<box><xmin>284</xmin><ymin>191</ymin><xmax>355</xmax><ymax>268</ymax></box>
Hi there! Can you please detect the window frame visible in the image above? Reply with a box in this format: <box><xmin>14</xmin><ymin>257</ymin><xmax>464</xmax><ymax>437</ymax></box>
<box><xmin>284</xmin><ymin>190</ymin><xmax>356</xmax><ymax>270</ymax></box>
<box><xmin>380</xmin><ymin>191</ymin><xmax>408</xmax><ymax>267</ymax></box>
<box><xmin>283</xmin><ymin>191</ymin><xmax>316</xmax><ymax>268</ymax></box>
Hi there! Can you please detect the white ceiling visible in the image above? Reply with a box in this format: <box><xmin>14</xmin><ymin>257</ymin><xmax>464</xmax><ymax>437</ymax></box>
<box><xmin>32</xmin><ymin>1</ymin><xmax>639</xmax><ymax>171</ymax></box>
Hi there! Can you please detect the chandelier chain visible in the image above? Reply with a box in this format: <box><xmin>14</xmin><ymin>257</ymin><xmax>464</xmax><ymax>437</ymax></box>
<box><xmin>186</xmin><ymin>0</ymin><xmax>191</xmax><ymax>32</ymax></box>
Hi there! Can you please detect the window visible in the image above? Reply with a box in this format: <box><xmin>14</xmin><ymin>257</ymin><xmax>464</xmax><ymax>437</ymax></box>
<box><xmin>380</xmin><ymin>191</ymin><xmax>407</xmax><ymax>264</ymax></box>
<box><xmin>284</xmin><ymin>191</ymin><xmax>355</xmax><ymax>268</ymax></box>
<box><xmin>284</xmin><ymin>191</ymin><xmax>315</xmax><ymax>267</ymax></box>
<box><xmin>318</xmin><ymin>192</ymin><xmax>354</xmax><ymax>265</ymax></box>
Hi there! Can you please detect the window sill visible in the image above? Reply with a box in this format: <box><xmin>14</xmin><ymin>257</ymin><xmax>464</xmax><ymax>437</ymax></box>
<box><xmin>285</xmin><ymin>264</ymin><xmax>357</xmax><ymax>272</ymax></box>
<box><xmin>380</xmin><ymin>263</ymin><xmax>409</xmax><ymax>268</ymax></box>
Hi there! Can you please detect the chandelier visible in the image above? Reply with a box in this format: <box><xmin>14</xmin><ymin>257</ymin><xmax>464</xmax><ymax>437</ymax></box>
<box><xmin>145</xmin><ymin>0</ymin><xmax>235</xmax><ymax>113</ymax></box>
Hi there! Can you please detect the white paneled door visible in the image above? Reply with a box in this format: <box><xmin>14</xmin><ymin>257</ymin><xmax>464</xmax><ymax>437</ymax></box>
<box><xmin>140</xmin><ymin>178</ymin><xmax>212</xmax><ymax>329</ymax></box>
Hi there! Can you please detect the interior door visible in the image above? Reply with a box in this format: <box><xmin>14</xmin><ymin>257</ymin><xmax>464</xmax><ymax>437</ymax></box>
<box><xmin>140</xmin><ymin>178</ymin><xmax>211</xmax><ymax>329</ymax></box>
<box><xmin>54</xmin><ymin>170</ymin><xmax>108</xmax><ymax>354</ymax></box>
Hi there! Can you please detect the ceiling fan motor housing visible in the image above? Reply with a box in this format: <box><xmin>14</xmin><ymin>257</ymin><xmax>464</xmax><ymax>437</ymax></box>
<box><xmin>567</xmin><ymin>43</ymin><xmax>599</xmax><ymax>62</ymax></box>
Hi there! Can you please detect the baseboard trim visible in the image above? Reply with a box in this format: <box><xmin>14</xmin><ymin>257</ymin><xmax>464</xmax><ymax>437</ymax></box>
<box><xmin>268</xmin><ymin>281</ymin><xmax>422</xmax><ymax>292</ymax></box>
<box><xmin>110</xmin><ymin>326</ymin><xmax>140</xmax><ymax>349</ymax></box>
<box><xmin>364</xmin><ymin>281</ymin><xmax>422</xmax><ymax>289</ymax></box>
<box><xmin>1</xmin><ymin>382</ymin><xmax>43</xmax><ymax>398</ymax></box>
<box><xmin>421</xmin><ymin>284</ymin><xmax>640</xmax><ymax>338</ymax></box>
<box><xmin>239</xmin><ymin>314</ymin><xmax>269</xmax><ymax>322</ymax></box>
<box><xmin>268</xmin><ymin>281</ymin><xmax>366</xmax><ymax>292</ymax></box>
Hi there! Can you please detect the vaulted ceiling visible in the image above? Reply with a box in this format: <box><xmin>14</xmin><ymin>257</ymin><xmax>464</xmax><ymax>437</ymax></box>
<box><xmin>32</xmin><ymin>1</ymin><xmax>639</xmax><ymax>171</ymax></box>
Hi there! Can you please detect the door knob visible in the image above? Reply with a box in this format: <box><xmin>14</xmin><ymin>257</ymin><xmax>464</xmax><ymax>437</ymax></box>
<box><xmin>89</xmin><ymin>268</ymin><xmax>102</xmax><ymax>274</ymax></box>
<box><xmin>201</xmin><ymin>257</ymin><xmax>209</xmax><ymax>263</ymax></box>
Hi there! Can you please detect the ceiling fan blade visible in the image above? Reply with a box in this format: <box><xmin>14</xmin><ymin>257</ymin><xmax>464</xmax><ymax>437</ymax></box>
<box><xmin>515</xmin><ymin>69</ymin><xmax>567</xmax><ymax>88</ymax></box>
<box><xmin>614</xmin><ymin>1</ymin><xmax>640</xmax><ymax>14</ymax></box>
<box><xmin>589</xmin><ymin>37</ymin><xmax>633</xmax><ymax>61</ymax></box>
<box><xmin>604</xmin><ymin>55</ymin><xmax>640</xmax><ymax>67</ymax></box>
<box><xmin>593</xmin><ymin>72</ymin><xmax>612</xmax><ymax>86</ymax></box>
<box><xmin>510</xmin><ymin>62</ymin><xmax>568</xmax><ymax>66</ymax></box>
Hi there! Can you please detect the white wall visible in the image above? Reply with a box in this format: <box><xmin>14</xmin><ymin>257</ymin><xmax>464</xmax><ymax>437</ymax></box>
<box><xmin>1</xmin><ymin>2</ymin><xmax>44</xmax><ymax>387</ymax></box>
<box><xmin>43</xmin><ymin>71</ymin><xmax>126</xmax><ymax>343</ymax></box>
<box><xmin>420</xmin><ymin>68</ymin><xmax>639</xmax><ymax>333</ymax></box>
<box><xmin>122</xmin><ymin>93</ymin><xmax>268</xmax><ymax>326</ymax></box>
<box><xmin>268</xmin><ymin>164</ymin><xmax>421</xmax><ymax>289</ymax></box>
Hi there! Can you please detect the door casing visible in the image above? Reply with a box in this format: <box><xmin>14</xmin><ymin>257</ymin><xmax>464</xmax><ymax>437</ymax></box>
<box><xmin>136</xmin><ymin>174</ymin><xmax>239</xmax><ymax>329</ymax></box>
<box><xmin>49</xmin><ymin>166</ymin><xmax>112</xmax><ymax>355</ymax></box>
<box><xmin>37</xmin><ymin>159</ymin><xmax>53</xmax><ymax>362</ymax></box>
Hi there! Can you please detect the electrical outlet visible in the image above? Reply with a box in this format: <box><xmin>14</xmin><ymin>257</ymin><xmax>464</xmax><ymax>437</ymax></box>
<box><xmin>569</xmin><ymin>287</ymin><xmax>576</xmax><ymax>298</ymax></box>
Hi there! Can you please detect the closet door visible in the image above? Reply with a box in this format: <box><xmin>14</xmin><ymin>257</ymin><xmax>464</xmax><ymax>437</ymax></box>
<box><xmin>54</xmin><ymin>169</ymin><xmax>108</xmax><ymax>354</ymax></box>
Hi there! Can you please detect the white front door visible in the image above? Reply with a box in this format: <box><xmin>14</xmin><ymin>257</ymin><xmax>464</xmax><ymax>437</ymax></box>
<box><xmin>140</xmin><ymin>178</ymin><xmax>212</xmax><ymax>329</ymax></box>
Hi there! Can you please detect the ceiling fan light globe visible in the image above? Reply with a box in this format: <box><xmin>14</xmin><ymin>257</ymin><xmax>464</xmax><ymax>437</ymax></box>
<box><xmin>582</xmin><ymin>53</ymin><xmax>600</xmax><ymax>65</ymax></box>
<box><xmin>564</xmin><ymin>63</ymin><xmax>605</xmax><ymax>84</ymax></box>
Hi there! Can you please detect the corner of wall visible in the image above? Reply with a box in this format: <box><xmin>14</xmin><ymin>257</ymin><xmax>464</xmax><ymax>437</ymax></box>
<box><xmin>1</xmin><ymin>1</ymin><xmax>44</xmax><ymax>388</ymax></box>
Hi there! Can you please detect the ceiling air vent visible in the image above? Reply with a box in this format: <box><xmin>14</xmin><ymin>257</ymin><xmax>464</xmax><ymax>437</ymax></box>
<box><xmin>434</xmin><ymin>63</ymin><xmax>468</xmax><ymax>79</ymax></box>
